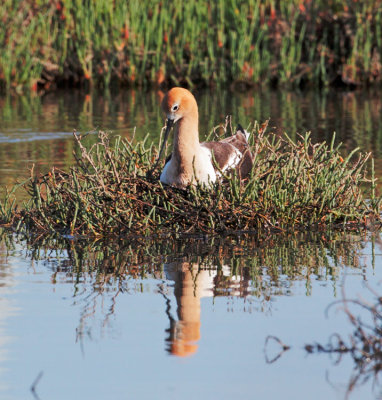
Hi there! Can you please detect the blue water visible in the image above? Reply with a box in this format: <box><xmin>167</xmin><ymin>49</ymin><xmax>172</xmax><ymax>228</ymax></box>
<box><xmin>0</xmin><ymin>233</ymin><xmax>380</xmax><ymax>400</ymax></box>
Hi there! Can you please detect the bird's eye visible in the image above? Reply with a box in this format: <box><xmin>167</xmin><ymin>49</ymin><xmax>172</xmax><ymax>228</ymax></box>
<box><xmin>171</xmin><ymin>104</ymin><xmax>179</xmax><ymax>112</ymax></box>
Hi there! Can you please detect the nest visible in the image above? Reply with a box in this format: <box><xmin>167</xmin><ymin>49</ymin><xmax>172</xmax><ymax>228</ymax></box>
<box><xmin>1</xmin><ymin>121</ymin><xmax>381</xmax><ymax>238</ymax></box>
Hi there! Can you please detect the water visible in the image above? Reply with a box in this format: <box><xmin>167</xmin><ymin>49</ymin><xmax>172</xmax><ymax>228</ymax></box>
<box><xmin>0</xmin><ymin>232</ymin><xmax>380</xmax><ymax>400</ymax></box>
<box><xmin>0</xmin><ymin>88</ymin><xmax>382</xmax><ymax>399</ymax></box>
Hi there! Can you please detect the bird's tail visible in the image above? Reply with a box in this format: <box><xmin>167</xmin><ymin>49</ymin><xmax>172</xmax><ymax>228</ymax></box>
<box><xmin>236</xmin><ymin>124</ymin><xmax>250</xmax><ymax>141</ymax></box>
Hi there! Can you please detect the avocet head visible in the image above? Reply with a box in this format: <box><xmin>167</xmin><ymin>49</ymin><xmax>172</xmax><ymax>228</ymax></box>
<box><xmin>161</xmin><ymin>87</ymin><xmax>197</xmax><ymax>124</ymax></box>
<box><xmin>157</xmin><ymin>87</ymin><xmax>198</xmax><ymax>162</ymax></box>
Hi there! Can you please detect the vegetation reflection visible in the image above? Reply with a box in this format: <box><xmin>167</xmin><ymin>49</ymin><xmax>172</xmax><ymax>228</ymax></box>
<box><xmin>2</xmin><ymin>230</ymin><xmax>370</xmax><ymax>358</ymax></box>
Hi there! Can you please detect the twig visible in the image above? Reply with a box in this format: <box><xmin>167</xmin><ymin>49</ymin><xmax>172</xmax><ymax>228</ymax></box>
<box><xmin>30</xmin><ymin>371</ymin><xmax>43</xmax><ymax>400</ymax></box>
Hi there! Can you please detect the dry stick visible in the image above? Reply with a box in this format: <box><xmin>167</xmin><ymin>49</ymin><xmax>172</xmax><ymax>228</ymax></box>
<box><xmin>72</xmin><ymin>130</ymin><xmax>107</xmax><ymax>192</ymax></box>
<box><xmin>147</xmin><ymin>124</ymin><xmax>167</xmax><ymax>178</ymax></box>
<box><xmin>83</xmin><ymin>195</ymin><xmax>182</xmax><ymax>233</ymax></box>
<box><xmin>102</xmin><ymin>132</ymin><xmax>121</xmax><ymax>185</ymax></box>
<box><xmin>120</xmin><ymin>192</ymin><xmax>186</xmax><ymax>217</ymax></box>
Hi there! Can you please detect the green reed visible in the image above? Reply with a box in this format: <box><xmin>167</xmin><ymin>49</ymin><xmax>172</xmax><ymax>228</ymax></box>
<box><xmin>1</xmin><ymin>0</ymin><xmax>382</xmax><ymax>91</ymax></box>
<box><xmin>0</xmin><ymin>121</ymin><xmax>380</xmax><ymax>237</ymax></box>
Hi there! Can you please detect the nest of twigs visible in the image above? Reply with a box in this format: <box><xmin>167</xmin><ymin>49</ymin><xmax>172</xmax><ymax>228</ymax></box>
<box><xmin>0</xmin><ymin>121</ymin><xmax>381</xmax><ymax>237</ymax></box>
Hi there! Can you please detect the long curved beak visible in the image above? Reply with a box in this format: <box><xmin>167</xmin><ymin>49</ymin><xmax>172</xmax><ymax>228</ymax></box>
<box><xmin>156</xmin><ymin>118</ymin><xmax>174</xmax><ymax>163</ymax></box>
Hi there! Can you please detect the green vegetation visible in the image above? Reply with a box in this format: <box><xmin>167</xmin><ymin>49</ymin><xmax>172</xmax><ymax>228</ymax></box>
<box><xmin>0</xmin><ymin>122</ymin><xmax>380</xmax><ymax>237</ymax></box>
<box><xmin>1</xmin><ymin>0</ymin><xmax>382</xmax><ymax>92</ymax></box>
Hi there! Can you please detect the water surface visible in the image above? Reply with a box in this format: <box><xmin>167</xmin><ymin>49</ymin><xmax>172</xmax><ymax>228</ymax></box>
<box><xmin>0</xmin><ymin>232</ymin><xmax>381</xmax><ymax>399</ymax></box>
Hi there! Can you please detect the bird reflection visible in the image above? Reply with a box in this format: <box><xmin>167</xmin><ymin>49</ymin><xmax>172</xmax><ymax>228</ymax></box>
<box><xmin>163</xmin><ymin>262</ymin><xmax>251</xmax><ymax>357</ymax></box>
<box><xmin>163</xmin><ymin>262</ymin><xmax>215</xmax><ymax>357</ymax></box>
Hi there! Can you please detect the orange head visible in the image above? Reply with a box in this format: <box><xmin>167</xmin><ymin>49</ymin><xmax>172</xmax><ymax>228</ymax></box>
<box><xmin>156</xmin><ymin>87</ymin><xmax>199</xmax><ymax>163</ymax></box>
<box><xmin>161</xmin><ymin>87</ymin><xmax>198</xmax><ymax>123</ymax></box>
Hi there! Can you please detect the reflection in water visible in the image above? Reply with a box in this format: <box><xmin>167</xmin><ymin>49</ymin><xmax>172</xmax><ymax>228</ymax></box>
<box><xmin>164</xmin><ymin>263</ymin><xmax>203</xmax><ymax>357</ymax></box>
<box><xmin>301</xmin><ymin>285</ymin><xmax>382</xmax><ymax>399</ymax></box>
<box><xmin>19</xmin><ymin>231</ymin><xmax>368</xmax><ymax>354</ymax></box>
<box><xmin>164</xmin><ymin>262</ymin><xmax>216</xmax><ymax>357</ymax></box>
<box><xmin>1</xmin><ymin>88</ymin><xmax>382</xmax><ymax>190</ymax></box>
<box><xmin>0</xmin><ymin>230</ymin><xmax>380</xmax><ymax>399</ymax></box>
<box><xmin>163</xmin><ymin>261</ymin><xmax>252</xmax><ymax>357</ymax></box>
<box><xmin>0</xmin><ymin>236</ymin><xmax>17</xmax><ymax>390</ymax></box>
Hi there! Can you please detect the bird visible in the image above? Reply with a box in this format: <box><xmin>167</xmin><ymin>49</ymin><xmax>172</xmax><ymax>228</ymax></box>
<box><xmin>156</xmin><ymin>87</ymin><xmax>253</xmax><ymax>189</ymax></box>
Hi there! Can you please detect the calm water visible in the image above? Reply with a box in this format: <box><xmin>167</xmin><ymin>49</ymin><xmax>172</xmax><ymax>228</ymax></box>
<box><xmin>0</xmin><ymin>232</ymin><xmax>381</xmax><ymax>400</ymax></box>
<box><xmin>1</xmin><ymin>88</ymin><xmax>382</xmax><ymax>399</ymax></box>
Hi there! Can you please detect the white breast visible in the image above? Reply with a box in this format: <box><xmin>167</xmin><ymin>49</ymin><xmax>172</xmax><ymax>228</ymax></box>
<box><xmin>196</xmin><ymin>146</ymin><xmax>217</xmax><ymax>185</ymax></box>
<box><xmin>160</xmin><ymin>159</ymin><xmax>172</xmax><ymax>185</ymax></box>
<box><xmin>160</xmin><ymin>145</ymin><xmax>217</xmax><ymax>187</ymax></box>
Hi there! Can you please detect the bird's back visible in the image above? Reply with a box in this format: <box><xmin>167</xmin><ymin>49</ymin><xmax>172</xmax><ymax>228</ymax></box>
<box><xmin>201</xmin><ymin>126</ymin><xmax>253</xmax><ymax>178</ymax></box>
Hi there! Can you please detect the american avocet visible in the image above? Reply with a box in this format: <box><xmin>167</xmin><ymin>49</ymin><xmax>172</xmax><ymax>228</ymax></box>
<box><xmin>157</xmin><ymin>87</ymin><xmax>253</xmax><ymax>189</ymax></box>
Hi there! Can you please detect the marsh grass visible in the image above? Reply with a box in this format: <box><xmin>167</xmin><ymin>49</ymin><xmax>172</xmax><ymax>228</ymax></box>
<box><xmin>0</xmin><ymin>121</ymin><xmax>380</xmax><ymax>237</ymax></box>
<box><xmin>1</xmin><ymin>0</ymin><xmax>382</xmax><ymax>91</ymax></box>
